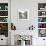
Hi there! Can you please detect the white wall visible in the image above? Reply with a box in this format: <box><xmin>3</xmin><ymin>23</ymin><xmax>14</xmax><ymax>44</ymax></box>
<box><xmin>11</xmin><ymin>0</ymin><xmax>46</xmax><ymax>46</ymax></box>
<box><xmin>11</xmin><ymin>0</ymin><xmax>46</xmax><ymax>30</ymax></box>
<box><xmin>11</xmin><ymin>0</ymin><xmax>38</xmax><ymax>30</ymax></box>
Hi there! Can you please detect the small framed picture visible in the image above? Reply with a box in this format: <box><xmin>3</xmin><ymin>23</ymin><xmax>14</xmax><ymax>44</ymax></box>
<box><xmin>18</xmin><ymin>9</ymin><xmax>29</xmax><ymax>20</ymax></box>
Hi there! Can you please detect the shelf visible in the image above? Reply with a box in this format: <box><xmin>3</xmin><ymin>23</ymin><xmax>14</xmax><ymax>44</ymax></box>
<box><xmin>38</xmin><ymin>22</ymin><xmax>46</xmax><ymax>23</ymax></box>
<box><xmin>0</xmin><ymin>16</ymin><xmax>8</xmax><ymax>17</ymax></box>
<box><xmin>0</xmin><ymin>22</ymin><xmax>8</xmax><ymax>23</ymax></box>
<box><xmin>38</xmin><ymin>10</ymin><xmax>46</xmax><ymax>11</ymax></box>
<box><xmin>38</xmin><ymin>3</ymin><xmax>46</xmax><ymax>37</ymax></box>
<box><xmin>38</xmin><ymin>15</ymin><xmax>46</xmax><ymax>17</ymax></box>
<box><xmin>0</xmin><ymin>3</ymin><xmax>8</xmax><ymax>37</ymax></box>
<box><xmin>38</xmin><ymin>28</ymin><xmax>46</xmax><ymax>29</ymax></box>
<box><xmin>0</xmin><ymin>10</ymin><xmax>8</xmax><ymax>11</ymax></box>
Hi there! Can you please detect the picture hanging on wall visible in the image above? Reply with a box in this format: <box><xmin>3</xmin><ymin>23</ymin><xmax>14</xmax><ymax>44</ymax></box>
<box><xmin>18</xmin><ymin>9</ymin><xmax>29</xmax><ymax>20</ymax></box>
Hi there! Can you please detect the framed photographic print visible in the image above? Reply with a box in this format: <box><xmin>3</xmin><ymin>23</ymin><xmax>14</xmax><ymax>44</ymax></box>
<box><xmin>18</xmin><ymin>9</ymin><xmax>29</xmax><ymax>20</ymax></box>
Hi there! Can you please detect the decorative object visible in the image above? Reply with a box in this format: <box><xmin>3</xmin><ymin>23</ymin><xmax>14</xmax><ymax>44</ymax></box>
<box><xmin>29</xmin><ymin>25</ymin><xmax>35</xmax><ymax>30</ymax></box>
<box><xmin>38</xmin><ymin>3</ymin><xmax>46</xmax><ymax>10</ymax></box>
<box><xmin>42</xmin><ymin>12</ymin><xmax>45</xmax><ymax>15</ymax></box>
<box><xmin>15</xmin><ymin>35</ymin><xmax>32</xmax><ymax>46</ymax></box>
<box><xmin>11</xmin><ymin>23</ymin><xmax>16</xmax><ymax>30</ymax></box>
<box><xmin>0</xmin><ymin>23</ymin><xmax>8</xmax><ymax>37</ymax></box>
<box><xmin>39</xmin><ymin>29</ymin><xmax>46</xmax><ymax>37</ymax></box>
<box><xmin>38</xmin><ymin>17</ymin><xmax>46</xmax><ymax>22</ymax></box>
<box><xmin>19</xmin><ymin>35</ymin><xmax>32</xmax><ymax>45</ymax></box>
<box><xmin>0</xmin><ymin>6</ymin><xmax>1</xmax><ymax>10</ymax></box>
<box><xmin>0</xmin><ymin>17</ymin><xmax>8</xmax><ymax>22</ymax></box>
<box><xmin>18</xmin><ymin>9</ymin><xmax>29</xmax><ymax>20</ymax></box>
<box><xmin>0</xmin><ymin>3</ymin><xmax>8</xmax><ymax>10</ymax></box>
<box><xmin>0</xmin><ymin>11</ymin><xmax>8</xmax><ymax>16</ymax></box>
<box><xmin>38</xmin><ymin>23</ymin><xmax>46</xmax><ymax>28</ymax></box>
<box><xmin>5</xmin><ymin>6</ymin><xmax>8</xmax><ymax>10</ymax></box>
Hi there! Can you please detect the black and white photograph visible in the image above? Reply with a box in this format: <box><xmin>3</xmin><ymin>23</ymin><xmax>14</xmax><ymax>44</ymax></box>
<box><xmin>18</xmin><ymin>9</ymin><xmax>29</xmax><ymax>20</ymax></box>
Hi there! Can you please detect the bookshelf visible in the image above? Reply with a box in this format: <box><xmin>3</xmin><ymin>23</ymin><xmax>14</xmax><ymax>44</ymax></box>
<box><xmin>0</xmin><ymin>3</ymin><xmax>8</xmax><ymax>37</ymax></box>
<box><xmin>38</xmin><ymin>3</ymin><xmax>46</xmax><ymax>37</ymax></box>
